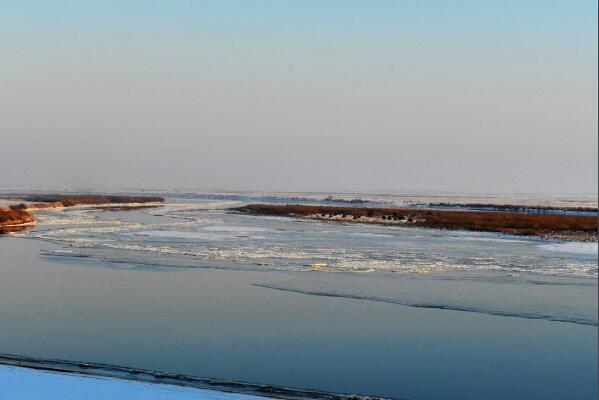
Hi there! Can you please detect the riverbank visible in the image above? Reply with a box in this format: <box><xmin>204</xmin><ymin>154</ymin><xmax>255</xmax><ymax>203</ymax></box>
<box><xmin>0</xmin><ymin>354</ymin><xmax>363</xmax><ymax>400</ymax></box>
<box><xmin>0</xmin><ymin>363</ymin><xmax>266</xmax><ymax>400</ymax></box>
<box><xmin>0</xmin><ymin>205</ymin><xmax>35</xmax><ymax>233</ymax></box>
<box><xmin>0</xmin><ymin>194</ymin><xmax>164</xmax><ymax>232</ymax></box>
<box><xmin>233</xmin><ymin>204</ymin><xmax>598</xmax><ymax>241</ymax></box>
<box><xmin>418</xmin><ymin>202</ymin><xmax>598</xmax><ymax>216</ymax></box>
<box><xmin>3</xmin><ymin>194</ymin><xmax>165</xmax><ymax>209</ymax></box>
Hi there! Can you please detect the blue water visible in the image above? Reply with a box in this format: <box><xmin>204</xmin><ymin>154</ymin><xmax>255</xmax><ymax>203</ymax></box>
<box><xmin>0</xmin><ymin>191</ymin><xmax>597</xmax><ymax>399</ymax></box>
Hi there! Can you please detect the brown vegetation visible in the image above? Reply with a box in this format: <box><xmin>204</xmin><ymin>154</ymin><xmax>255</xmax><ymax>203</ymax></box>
<box><xmin>424</xmin><ymin>202</ymin><xmax>598</xmax><ymax>214</ymax></box>
<box><xmin>234</xmin><ymin>204</ymin><xmax>598</xmax><ymax>241</ymax></box>
<box><xmin>19</xmin><ymin>194</ymin><xmax>164</xmax><ymax>207</ymax></box>
<box><xmin>0</xmin><ymin>205</ymin><xmax>36</xmax><ymax>232</ymax></box>
<box><xmin>0</xmin><ymin>194</ymin><xmax>164</xmax><ymax>233</ymax></box>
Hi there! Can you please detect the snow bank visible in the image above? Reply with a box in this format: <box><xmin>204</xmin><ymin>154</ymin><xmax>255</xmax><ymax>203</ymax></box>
<box><xmin>0</xmin><ymin>365</ymin><xmax>264</xmax><ymax>400</ymax></box>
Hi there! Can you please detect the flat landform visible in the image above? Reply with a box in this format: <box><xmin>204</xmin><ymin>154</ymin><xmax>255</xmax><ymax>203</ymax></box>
<box><xmin>9</xmin><ymin>194</ymin><xmax>165</xmax><ymax>208</ymax></box>
<box><xmin>0</xmin><ymin>194</ymin><xmax>164</xmax><ymax>233</ymax></box>
<box><xmin>233</xmin><ymin>204</ymin><xmax>598</xmax><ymax>241</ymax></box>
<box><xmin>421</xmin><ymin>202</ymin><xmax>598</xmax><ymax>215</ymax></box>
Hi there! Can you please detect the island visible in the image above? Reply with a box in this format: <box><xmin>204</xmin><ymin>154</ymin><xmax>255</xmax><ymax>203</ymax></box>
<box><xmin>232</xmin><ymin>204</ymin><xmax>598</xmax><ymax>241</ymax></box>
<box><xmin>14</xmin><ymin>194</ymin><xmax>165</xmax><ymax>208</ymax></box>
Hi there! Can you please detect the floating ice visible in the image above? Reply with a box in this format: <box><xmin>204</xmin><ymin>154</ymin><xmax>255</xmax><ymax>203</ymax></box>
<box><xmin>539</xmin><ymin>242</ymin><xmax>598</xmax><ymax>255</ymax></box>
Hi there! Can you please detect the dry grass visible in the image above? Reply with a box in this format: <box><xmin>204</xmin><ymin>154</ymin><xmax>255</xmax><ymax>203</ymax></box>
<box><xmin>0</xmin><ymin>194</ymin><xmax>164</xmax><ymax>232</ymax></box>
<box><xmin>235</xmin><ymin>204</ymin><xmax>598</xmax><ymax>240</ymax></box>
<box><xmin>20</xmin><ymin>194</ymin><xmax>164</xmax><ymax>207</ymax></box>
<box><xmin>0</xmin><ymin>205</ymin><xmax>36</xmax><ymax>228</ymax></box>
<box><xmin>426</xmin><ymin>202</ymin><xmax>597</xmax><ymax>213</ymax></box>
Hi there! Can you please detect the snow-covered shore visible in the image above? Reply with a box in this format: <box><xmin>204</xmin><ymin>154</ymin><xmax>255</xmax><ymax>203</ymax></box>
<box><xmin>0</xmin><ymin>364</ymin><xmax>265</xmax><ymax>400</ymax></box>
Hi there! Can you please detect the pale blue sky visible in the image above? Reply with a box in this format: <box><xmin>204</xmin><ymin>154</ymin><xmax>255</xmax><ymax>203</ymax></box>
<box><xmin>1</xmin><ymin>1</ymin><xmax>597</xmax><ymax>193</ymax></box>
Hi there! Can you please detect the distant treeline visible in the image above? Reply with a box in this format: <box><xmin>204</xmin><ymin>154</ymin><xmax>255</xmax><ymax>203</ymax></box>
<box><xmin>323</xmin><ymin>195</ymin><xmax>369</xmax><ymax>204</ymax></box>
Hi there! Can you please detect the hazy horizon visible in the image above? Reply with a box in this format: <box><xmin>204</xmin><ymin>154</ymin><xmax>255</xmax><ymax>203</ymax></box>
<box><xmin>1</xmin><ymin>1</ymin><xmax>597</xmax><ymax>194</ymax></box>
<box><xmin>1</xmin><ymin>185</ymin><xmax>598</xmax><ymax>200</ymax></box>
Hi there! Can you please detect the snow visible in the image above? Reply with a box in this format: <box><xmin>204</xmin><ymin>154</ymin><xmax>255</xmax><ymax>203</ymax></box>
<box><xmin>0</xmin><ymin>365</ymin><xmax>264</xmax><ymax>400</ymax></box>
<box><xmin>538</xmin><ymin>241</ymin><xmax>598</xmax><ymax>255</ymax></box>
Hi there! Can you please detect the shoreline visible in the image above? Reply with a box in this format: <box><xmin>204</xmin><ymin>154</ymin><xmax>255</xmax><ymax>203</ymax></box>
<box><xmin>416</xmin><ymin>202</ymin><xmax>597</xmax><ymax>216</ymax></box>
<box><xmin>233</xmin><ymin>204</ymin><xmax>598</xmax><ymax>242</ymax></box>
<box><xmin>2</xmin><ymin>193</ymin><xmax>165</xmax><ymax>207</ymax></box>
<box><xmin>0</xmin><ymin>194</ymin><xmax>165</xmax><ymax>233</ymax></box>
<box><xmin>0</xmin><ymin>354</ymin><xmax>376</xmax><ymax>400</ymax></box>
<box><xmin>0</xmin><ymin>205</ymin><xmax>36</xmax><ymax>232</ymax></box>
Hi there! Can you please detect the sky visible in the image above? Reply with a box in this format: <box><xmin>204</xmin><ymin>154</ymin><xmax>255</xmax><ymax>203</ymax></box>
<box><xmin>0</xmin><ymin>0</ymin><xmax>597</xmax><ymax>194</ymax></box>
